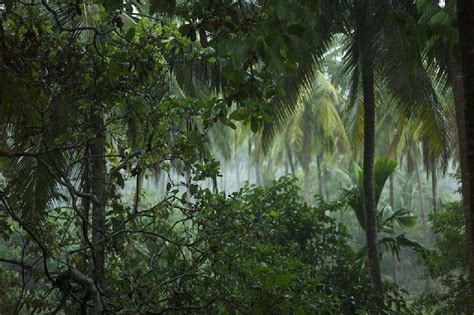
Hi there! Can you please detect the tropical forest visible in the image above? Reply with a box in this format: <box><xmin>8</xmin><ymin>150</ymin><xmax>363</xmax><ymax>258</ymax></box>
<box><xmin>1</xmin><ymin>0</ymin><xmax>474</xmax><ymax>314</ymax></box>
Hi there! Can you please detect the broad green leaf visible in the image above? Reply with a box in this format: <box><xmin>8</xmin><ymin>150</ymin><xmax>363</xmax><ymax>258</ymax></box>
<box><xmin>125</xmin><ymin>27</ymin><xmax>135</xmax><ymax>41</ymax></box>
<box><xmin>219</xmin><ymin>116</ymin><xmax>237</xmax><ymax>129</ymax></box>
<box><xmin>229</xmin><ymin>109</ymin><xmax>248</xmax><ymax>121</ymax></box>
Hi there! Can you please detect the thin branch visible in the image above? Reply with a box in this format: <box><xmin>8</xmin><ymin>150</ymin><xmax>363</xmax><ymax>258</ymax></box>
<box><xmin>54</xmin><ymin>268</ymin><xmax>103</xmax><ymax>315</ymax></box>
<box><xmin>0</xmin><ymin>257</ymin><xmax>34</xmax><ymax>272</ymax></box>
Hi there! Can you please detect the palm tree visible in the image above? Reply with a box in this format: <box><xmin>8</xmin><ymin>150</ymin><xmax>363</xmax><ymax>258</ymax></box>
<box><xmin>341</xmin><ymin>0</ymin><xmax>450</xmax><ymax>308</ymax></box>
<box><xmin>342</xmin><ymin>2</ymin><xmax>388</xmax><ymax>307</ymax></box>
<box><xmin>243</xmin><ymin>3</ymin><xmax>449</xmax><ymax>305</ymax></box>
<box><xmin>420</xmin><ymin>0</ymin><xmax>474</xmax><ymax>306</ymax></box>
<box><xmin>284</xmin><ymin>70</ymin><xmax>349</xmax><ymax>203</ymax></box>
<box><xmin>456</xmin><ymin>0</ymin><xmax>474</xmax><ymax>309</ymax></box>
<box><xmin>344</xmin><ymin>158</ymin><xmax>422</xmax><ymax>259</ymax></box>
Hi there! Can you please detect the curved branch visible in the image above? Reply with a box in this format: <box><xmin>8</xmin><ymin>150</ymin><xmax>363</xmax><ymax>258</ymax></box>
<box><xmin>54</xmin><ymin>268</ymin><xmax>103</xmax><ymax>315</ymax></box>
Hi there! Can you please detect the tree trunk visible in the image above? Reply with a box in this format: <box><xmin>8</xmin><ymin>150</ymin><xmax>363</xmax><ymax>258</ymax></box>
<box><xmin>90</xmin><ymin>111</ymin><xmax>106</xmax><ymax>286</ymax></box>
<box><xmin>389</xmin><ymin>174</ymin><xmax>397</xmax><ymax>284</ymax></box>
<box><xmin>80</xmin><ymin>145</ymin><xmax>91</xmax><ymax>273</ymax></box>
<box><xmin>362</xmin><ymin>63</ymin><xmax>384</xmax><ymax>310</ymax></box>
<box><xmin>324</xmin><ymin>169</ymin><xmax>330</xmax><ymax>200</ymax></box>
<box><xmin>389</xmin><ymin>174</ymin><xmax>395</xmax><ymax>211</ymax></box>
<box><xmin>235</xmin><ymin>159</ymin><xmax>240</xmax><ymax>189</ymax></box>
<box><xmin>247</xmin><ymin>140</ymin><xmax>252</xmax><ymax>183</ymax></box>
<box><xmin>302</xmin><ymin>121</ymin><xmax>312</xmax><ymax>204</ymax></box>
<box><xmin>415</xmin><ymin>161</ymin><xmax>431</xmax><ymax>292</ymax></box>
<box><xmin>456</xmin><ymin>1</ymin><xmax>474</xmax><ymax>310</ymax></box>
<box><xmin>286</xmin><ymin>143</ymin><xmax>296</xmax><ymax>176</ymax></box>
<box><xmin>400</xmin><ymin>255</ymin><xmax>404</xmax><ymax>283</ymax></box>
<box><xmin>316</xmin><ymin>154</ymin><xmax>323</xmax><ymax>196</ymax></box>
<box><xmin>303</xmin><ymin>160</ymin><xmax>311</xmax><ymax>204</ymax></box>
<box><xmin>431</xmin><ymin>156</ymin><xmax>438</xmax><ymax>213</ymax></box>
<box><xmin>391</xmin><ymin>255</ymin><xmax>397</xmax><ymax>285</ymax></box>
<box><xmin>222</xmin><ymin>165</ymin><xmax>227</xmax><ymax>191</ymax></box>
<box><xmin>185</xmin><ymin>168</ymin><xmax>191</xmax><ymax>203</ymax></box>
<box><xmin>415</xmin><ymin>163</ymin><xmax>430</xmax><ymax>248</ymax></box>
<box><xmin>133</xmin><ymin>170</ymin><xmax>143</xmax><ymax>214</ymax></box>
<box><xmin>255</xmin><ymin>158</ymin><xmax>261</xmax><ymax>186</ymax></box>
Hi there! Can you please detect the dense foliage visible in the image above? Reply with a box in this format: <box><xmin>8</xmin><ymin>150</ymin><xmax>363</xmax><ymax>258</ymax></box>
<box><xmin>0</xmin><ymin>176</ymin><xmax>396</xmax><ymax>313</ymax></box>
<box><xmin>1</xmin><ymin>0</ymin><xmax>473</xmax><ymax>314</ymax></box>
<box><xmin>416</xmin><ymin>200</ymin><xmax>471</xmax><ymax>314</ymax></box>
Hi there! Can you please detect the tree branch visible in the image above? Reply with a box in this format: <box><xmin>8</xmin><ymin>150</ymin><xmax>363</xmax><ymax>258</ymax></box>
<box><xmin>55</xmin><ymin>268</ymin><xmax>103</xmax><ymax>315</ymax></box>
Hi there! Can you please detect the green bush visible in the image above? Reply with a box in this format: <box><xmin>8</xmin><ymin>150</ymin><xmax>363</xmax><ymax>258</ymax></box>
<box><xmin>415</xmin><ymin>200</ymin><xmax>471</xmax><ymax>314</ymax></box>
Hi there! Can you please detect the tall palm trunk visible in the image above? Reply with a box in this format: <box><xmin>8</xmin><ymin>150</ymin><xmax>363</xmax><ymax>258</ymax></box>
<box><xmin>235</xmin><ymin>159</ymin><xmax>241</xmax><ymax>188</ymax></box>
<box><xmin>456</xmin><ymin>1</ymin><xmax>474</xmax><ymax>310</ymax></box>
<box><xmin>90</xmin><ymin>111</ymin><xmax>106</xmax><ymax>286</ymax></box>
<box><xmin>316</xmin><ymin>154</ymin><xmax>324</xmax><ymax>196</ymax></box>
<box><xmin>302</xmin><ymin>125</ymin><xmax>312</xmax><ymax>204</ymax></box>
<box><xmin>389</xmin><ymin>175</ymin><xmax>395</xmax><ymax>210</ymax></box>
<box><xmin>389</xmin><ymin>175</ymin><xmax>397</xmax><ymax>284</ymax></box>
<box><xmin>247</xmin><ymin>140</ymin><xmax>252</xmax><ymax>182</ymax></box>
<box><xmin>362</xmin><ymin>63</ymin><xmax>384</xmax><ymax>309</ymax></box>
<box><xmin>431</xmin><ymin>157</ymin><xmax>438</xmax><ymax>213</ymax></box>
<box><xmin>222</xmin><ymin>165</ymin><xmax>227</xmax><ymax>191</ymax></box>
<box><xmin>301</xmin><ymin>105</ymin><xmax>313</xmax><ymax>204</ymax></box>
<box><xmin>415</xmin><ymin>163</ymin><xmax>430</xmax><ymax>248</ymax></box>
<box><xmin>415</xmin><ymin>161</ymin><xmax>431</xmax><ymax>292</ymax></box>
<box><xmin>324</xmin><ymin>169</ymin><xmax>330</xmax><ymax>200</ymax></box>
<box><xmin>286</xmin><ymin>143</ymin><xmax>296</xmax><ymax>176</ymax></box>
<box><xmin>255</xmin><ymin>159</ymin><xmax>261</xmax><ymax>186</ymax></box>
<box><xmin>302</xmin><ymin>159</ymin><xmax>311</xmax><ymax>204</ymax></box>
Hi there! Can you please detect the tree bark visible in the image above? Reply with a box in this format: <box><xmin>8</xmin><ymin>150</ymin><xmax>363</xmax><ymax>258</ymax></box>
<box><xmin>55</xmin><ymin>268</ymin><xmax>102</xmax><ymax>315</ymax></box>
<box><xmin>286</xmin><ymin>143</ymin><xmax>296</xmax><ymax>176</ymax></box>
<box><xmin>362</xmin><ymin>63</ymin><xmax>384</xmax><ymax>310</ymax></box>
<box><xmin>415</xmin><ymin>161</ymin><xmax>431</xmax><ymax>292</ymax></box>
<box><xmin>389</xmin><ymin>174</ymin><xmax>397</xmax><ymax>284</ymax></box>
<box><xmin>303</xmin><ymin>159</ymin><xmax>311</xmax><ymax>204</ymax></box>
<box><xmin>80</xmin><ymin>144</ymin><xmax>91</xmax><ymax>273</ymax></box>
<box><xmin>235</xmin><ymin>159</ymin><xmax>241</xmax><ymax>189</ymax></box>
<box><xmin>302</xmin><ymin>122</ymin><xmax>312</xmax><ymax>204</ymax></box>
<box><xmin>415</xmin><ymin>162</ymin><xmax>430</xmax><ymax>248</ymax></box>
<box><xmin>456</xmin><ymin>1</ymin><xmax>474</xmax><ymax>311</ymax></box>
<box><xmin>255</xmin><ymin>138</ymin><xmax>262</xmax><ymax>186</ymax></box>
<box><xmin>255</xmin><ymin>160</ymin><xmax>261</xmax><ymax>186</ymax></box>
<box><xmin>133</xmin><ymin>170</ymin><xmax>143</xmax><ymax>214</ymax></box>
<box><xmin>90</xmin><ymin>111</ymin><xmax>106</xmax><ymax>286</ymax></box>
<box><xmin>389</xmin><ymin>174</ymin><xmax>395</xmax><ymax>211</ymax></box>
<box><xmin>391</xmin><ymin>255</ymin><xmax>397</xmax><ymax>285</ymax></box>
<box><xmin>222</xmin><ymin>165</ymin><xmax>227</xmax><ymax>191</ymax></box>
<box><xmin>247</xmin><ymin>140</ymin><xmax>252</xmax><ymax>183</ymax></box>
<box><xmin>324</xmin><ymin>169</ymin><xmax>330</xmax><ymax>200</ymax></box>
<box><xmin>431</xmin><ymin>156</ymin><xmax>438</xmax><ymax>213</ymax></box>
<box><xmin>316</xmin><ymin>154</ymin><xmax>323</xmax><ymax>196</ymax></box>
